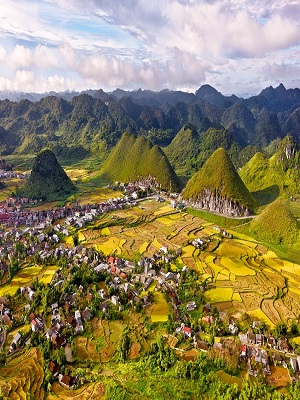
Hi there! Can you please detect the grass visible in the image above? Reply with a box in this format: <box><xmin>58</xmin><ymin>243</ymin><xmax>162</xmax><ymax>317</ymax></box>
<box><xmin>186</xmin><ymin>207</ymin><xmax>252</xmax><ymax>228</ymax></box>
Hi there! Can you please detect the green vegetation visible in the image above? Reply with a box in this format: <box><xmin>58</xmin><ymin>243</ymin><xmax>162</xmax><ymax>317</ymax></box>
<box><xmin>182</xmin><ymin>148</ymin><xmax>256</xmax><ymax>213</ymax></box>
<box><xmin>186</xmin><ymin>207</ymin><xmax>252</xmax><ymax>228</ymax></box>
<box><xmin>240</xmin><ymin>135</ymin><xmax>300</xmax><ymax>204</ymax></box>
<box><xmin>250</xmin><ymin>199</ymin><xmax>299</xmax><ymax>245</ymax></box>
<box><xmin>165</xmin><ymin>125</ymin><xmax>243</xmax><ymax>176</ymax></box>
<box><xmin>21</xmin><ymin>148</ymin><xmax>76</xmax><ymax>200</ymax></box>
<box><xmin>99</xmin><ymin>132</ymin><xmax>181</xmax><ymax>191</ymax></box>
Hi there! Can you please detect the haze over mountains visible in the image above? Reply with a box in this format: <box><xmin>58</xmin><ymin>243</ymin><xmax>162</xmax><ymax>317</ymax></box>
<box><xmin>0</xmin><ymin>84</ymin><xmax>299</xmax><ymax>164</ymax></box>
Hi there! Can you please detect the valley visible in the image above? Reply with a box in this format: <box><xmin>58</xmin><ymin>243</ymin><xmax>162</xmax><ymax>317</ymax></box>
<box><xmin>0</xmin><ymin>184</ymin><xmax>299</xmax><ymax>398</ymax></box>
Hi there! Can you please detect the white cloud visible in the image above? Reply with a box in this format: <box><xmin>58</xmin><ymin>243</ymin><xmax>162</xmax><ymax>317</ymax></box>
<box><xmin>0</xmin><ymin>0</ymin><xmax>298</xmax><ymax>94</ymax></box>
<box><xmin>10</xmin><ymin>45</ymin><xmax>32</xmax><ymax>68</ymax></box>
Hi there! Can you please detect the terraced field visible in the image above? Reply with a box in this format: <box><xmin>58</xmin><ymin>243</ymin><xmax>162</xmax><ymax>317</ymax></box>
<box><xmin>0</xmin><ymin>265</ymin><xmax>58</xmax><ymax>297</ymax></box>
<box><xmin>0</xmin><ymin>349</ymin><xmax>44</xmax><ymax>399</ymax></box>
<box><xmin>1</xmin><ymin>198</ymin><xmax>300</xmax><ymax>397</ymax></box>
<box><xmin>78</xmin><ymin>200</ymin><xmax>300</xmax><ymax>326</ymax></box>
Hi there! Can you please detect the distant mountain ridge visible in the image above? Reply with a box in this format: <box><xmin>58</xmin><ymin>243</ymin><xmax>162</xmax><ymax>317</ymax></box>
<box><xmin>0</xmin><ymin>84</ymin><xmax>299</xmax><ymax>173</ymax></box>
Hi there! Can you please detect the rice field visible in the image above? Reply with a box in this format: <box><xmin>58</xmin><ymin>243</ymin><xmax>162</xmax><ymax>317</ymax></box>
<box><xmin>0</xmin><ymin>265</ymin><xmax>58</xmax><ymax>296</ymax></box>
<box><xmin>205</xmin><ymin>288</ymin><xmax>234</xmax><ymax>303</ymax></box>
<box><xmin>71</xmin><ymin>200</ymin><xmax>300</xmax><ymax>324</ymax></box>
<box><xmin>151</xmin><ymin>292</ymin><xmax>169</xmax><ymax>322</ymax></box>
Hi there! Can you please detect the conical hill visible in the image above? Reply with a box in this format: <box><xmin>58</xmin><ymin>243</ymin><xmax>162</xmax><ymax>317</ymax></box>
<box><xmin>250</xmin><ymin>199</ymin><xmax>299</xmax><ymax>244</ymax></box>
<box><xmin>165</xmin><ymin>123</ymin><xmax>199</xmax><ymax>173</ymax></box>
<box><xmin>99</xmin><ymin>132</ymin><xmax>181</xmax><ymax>192</ymax></box>
<box><xmin>182</xmin><ymin>147</ymin><xmax>256</xmax><ymax>216</ymax></box>
<box><xmin>22</xmin><ymin>149</ymin><xmax>76</xmax><ymax>200</ymax></box>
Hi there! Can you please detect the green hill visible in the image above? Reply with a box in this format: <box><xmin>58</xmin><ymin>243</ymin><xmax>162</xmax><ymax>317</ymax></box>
<box><xmin>250</xmin><ymin>199</ymin><xmax>299</xmax><ymax>245</ymax></box>
<box><xmin>182</xmin><ymin>148</ymin><xmax>256</xmax><ymax>216</ymax></box>
<box><xmin>240</xmin><ymin>135</ymin><xmax>300</xmax><ymax>204</ymax></box>
<box><xmin>99</xmin><ymin>132</ymin><xmax>181</xmax><ymax>192</ymax></box>
<box><xmin>165</xmin><ymin>125</ymin><xmax>242</xmax><ymax>176</ymax></box>
<box><xmin>165</xmin><ymin>123</ymin><xmax>199</xmax><ymax>174</ymax></box>
<box><xmin>21</xmin><ymin>149</ymin><xmax>76</xmax><ymax>200</ymax></box>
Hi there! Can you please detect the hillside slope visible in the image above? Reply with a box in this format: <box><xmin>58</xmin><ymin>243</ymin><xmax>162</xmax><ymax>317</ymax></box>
<box><xmin>99</xmin><ymin>132</ymin><xmax>181</xmax><ymax>192</ymax></box>
<box><xmin>182</xmin><ymin>148</ymin><xmax>256</xmax><ymax>216</ymax></box>
<box><xmin>250</xmin><ymin>199</ymin><xmax>299</xmax><ymax>245</ymax></box>
<box><xmin>240</xmin><ymin>135</ymin><xmax>300</xmax><ymax>202</ymax></box>
<box><xmin>21</xmin><ymin>149</ymin><xmax>76</xmax><ymax>200</ymax></box>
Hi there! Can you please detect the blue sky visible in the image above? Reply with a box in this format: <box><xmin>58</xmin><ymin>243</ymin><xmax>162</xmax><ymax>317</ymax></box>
<box><xmin>0</xmin><ymin>0</ymin><xmax>299</xmax><ymax>95</ymax></box>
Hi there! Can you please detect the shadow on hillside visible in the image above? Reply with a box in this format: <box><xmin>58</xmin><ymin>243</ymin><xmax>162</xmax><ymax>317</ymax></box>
<box><xmin>251</xmin><ymin>185</ymin><xmax>280</xmax><ymax>206</ymax></box>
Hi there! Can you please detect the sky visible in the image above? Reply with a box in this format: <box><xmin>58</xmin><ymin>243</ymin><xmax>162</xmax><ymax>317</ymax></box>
<box><xmin>0</xmin><ymin>0</ymin><xmax>299</xmax><ymax>95</ymax></box>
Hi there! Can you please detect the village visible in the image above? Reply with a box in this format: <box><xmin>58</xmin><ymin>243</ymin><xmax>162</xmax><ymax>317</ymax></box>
<box><xmin>0</xmin><ymin>188</ymin><xmax>299</xmax><ymax>392</ymax></box>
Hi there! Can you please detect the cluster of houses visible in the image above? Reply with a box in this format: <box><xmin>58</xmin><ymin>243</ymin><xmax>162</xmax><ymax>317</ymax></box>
<box><xmin>3</xmin><ymin>186</ymin><xmax>300</xmax><ymax>389</ymax></box>
<box><xmin>0</xmin><ymin>194</ymin><xmax>138</xmax><ymax>228</ymax></box>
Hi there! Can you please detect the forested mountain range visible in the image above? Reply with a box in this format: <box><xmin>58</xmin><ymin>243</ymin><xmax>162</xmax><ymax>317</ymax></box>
<box><xmin>0</xmin><ymin>83</ymin><xmax>299</xmax><ymax>175</ymax></box>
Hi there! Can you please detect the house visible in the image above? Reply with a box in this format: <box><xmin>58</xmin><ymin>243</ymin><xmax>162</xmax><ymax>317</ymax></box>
<box><xmin>2</xmin><ymin>313</ymin><xmax>12</xmax><ymax>326</ymax></box>
<box><xmin>66</xmin><ymin>315</ymin><xmax>76</xmax><ymax>328</ymax></box>
<box><xmin>297</xmin><ymin>355</ymin><xmax>300</xmax><ymax>372</ymax></box>
<box><xmin>261</xmin><ymin>351</ymin><xmax>269</xmax><ymax>366</ymax></box>
<box><xmin>273</xmin><ymin>352</ymin><xmax>282</xmax><ymax>365</ymax></box>
<box><xmin>28</xmin><ymin>289</ymin><xmax>35</xmax><ymax>301</ymax></box>
<box><xmin>182</xmin><ymin>326</ymin><xmax>192</xmax><ymax>338</ymax></box>
<box><xmin>49</xmin><ymin>360</ymin><xmax>60</xmax><ymax>376</ymax></box>
<box><xmin>111</xmin><ymin>295</ymin><xmax>119</xmax><ymax>306</ymax></box>
<box><xmin>31</xmin><ymin>318</ymin><xmax>43</xmax><ymax>332</ymax></box>
<box><xmin>256</xmin><ymin>334</ymin><xmax>264</xmax><ymax>346</ymax></box>
<box><xmin>240</xmin><ymin>344</ymin><xmax>247</xmax><ymax>357</ymax></box>
<box><xmin>197</xmin><ymin>340</ymin><xmax>209</xmax><ymax>352</ymax></box>
<box><xmin>160</xmin><ymin>245</ymin><xmax>168</xmax><ymax>254</ymax></box>
<box><xmin>9</xmin><ymin>332</ymin><xmax>21</xmax><ymax>351</ymax></box>
<box><xmin>51</xmin><ymin>333</ymin><xmax>66</xmax><ymax>348</ymax></box>
<box><xmin>290</xmin><ymin>357</ymin><xmax>298</xmax><ymax>372</ymax></box>
<box><xmin>278</xmin><ymin>338</ymin><xmax>289</xmax><ymax>352</ymax></box>
<box><xmin>186</xmin><ymin>301</ymin><xmax>197</xmax><ymax>311</ymax></box>
<box><xmin>203</xmin><ymin>304</ymin><xmax>212</xmax><ymax>314</ymax></box>
<box><xmin>228</xmin><ymin>322</ymin><xmax>238</xmax><ymax>335</ymax></box>
<box><xmin>202</xmin><ymin>316</ymin><xmax>214</xmax><ymax>325</ymax></box>
<box><xmin>267</xmin><ymin>336</ymin><xmax>276</xmax><ymax>349</ymax></box>
<box><xmin>59</xmin><ymin>374</ymin><xmax>77</xmax><ymax>390</ymax></box>
<box><xmin>98</xmin><ymin>289</ymin><xmax>107</xmax><ymax>299</ymax></box>
<box><xmin>247</xmin><ymin>332</ymin><xmax>256</xmax><ymax>344</ymax></box>
<box><xmin>165</xmin><ymin>272</ymin><xmax>175</xmax><ymax>281</ymax></box>
<box><xmin>82</xmin><ymin>307</ymin><xmax>92</xmax><ymax>322</ymax></box>
<box><xmin>144</xmin><ymin>277</ymin><xmax>153</xmax><ymax>291</ymax></box>
<box><xmin>74</xmin><ymin>310</ymin><xmax>84</xmax><ymax>333</ymax></box>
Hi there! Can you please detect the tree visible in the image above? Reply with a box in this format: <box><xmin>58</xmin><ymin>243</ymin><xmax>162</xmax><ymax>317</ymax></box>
<box><xmin>118</xmin><ymin>329</ymin><xmax>130</xmax><ymax>363</ymax></box>
<box><xmin>273</xmin><ymin>321</ymin><xmax>287</xmax><ymax>339</ymax></box>
<box><xmin>0</xmin><ymin>352</ymin><xmax>6</xmax><ymax>366</ymax></box>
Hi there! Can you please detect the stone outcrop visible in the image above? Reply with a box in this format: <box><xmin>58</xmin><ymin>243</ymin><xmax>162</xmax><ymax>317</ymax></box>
<box><xmin>186</xmin><ymin>188</ymin><xmax>252</xmax><ymax>217</ymax></box>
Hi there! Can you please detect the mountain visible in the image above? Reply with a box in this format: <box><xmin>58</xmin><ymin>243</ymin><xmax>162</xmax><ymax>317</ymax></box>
<box><xmin>240</xmin><ymin>135</ymin><xmax>300</xmax><ymax>203</ymax></box>
<box><xmin>250</xmin><ymin>199</ymin><xmax>299</xmax><ymax>245</ymax></box>
<box><xmin>165</xmin><ymin>124</ymin><xmax>242</xmax><ymax>175</ymax></box>
<box><xmin>165</xmin><ymin>123</ymin><xmax>200</xmax><ymax>174</ymax></box>
<box><xmin>195</xmin><ymin>84</ymin><xmax>241</xmax><ymax>106</ymax></box>
<box><xmin>182</xmin><ymin>148</ymin><xmax>256</xmax><ymax>216</ymax></box>
<box><xmin>0</xmin><ymin>83</ymin><xmax>299</xmax><ymax>165</ymax></box>
<box><xmin>99</xmin><ymin>132</ymin><xmax>181</xmax><ymax>192</ymax></box>
<box><xmin>21</xmin><ymin>149</ymin><xmax>76</xmax><ymax>200</ymax></box>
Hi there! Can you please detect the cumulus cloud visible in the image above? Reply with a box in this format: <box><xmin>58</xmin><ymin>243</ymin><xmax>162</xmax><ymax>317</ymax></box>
<box><xmin>0</xmin><ymin>0</ymin><xmax>298</xmax><ymax>93</ymax></box>
<box><xmin>10</xmin><ymin>45</ymin><xmax>32</xmax><ymax>68</ymax></box>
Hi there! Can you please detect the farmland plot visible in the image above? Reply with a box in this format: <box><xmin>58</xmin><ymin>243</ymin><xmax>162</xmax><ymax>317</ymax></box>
<box><xmin>71</xmin><ymin>201</ymin><xmax>300</xmax><ymax>325</ymax></box>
